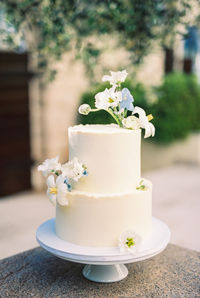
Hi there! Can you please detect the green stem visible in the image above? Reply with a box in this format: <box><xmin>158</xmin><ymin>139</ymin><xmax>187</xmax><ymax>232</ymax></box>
<box><xmin>124</xmin><ymin>109</ymin><xmax>128</xmax><ymax>118</ymax></box>
<box><xmin>107</xmin><ymin>108</ymin><xmax>123</xmax><ymax>127</ymax></box>
<box><xmin>91</xmin><ymin>108</ymin><xmax>101</xmax><ymax>112</ymax></box>
<box><xmin>90</xmin><ymin>107</ymin><xmax>122</xmax><ymax>127</ymax></box>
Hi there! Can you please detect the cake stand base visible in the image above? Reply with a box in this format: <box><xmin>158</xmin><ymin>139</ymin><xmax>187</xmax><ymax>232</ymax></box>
<box><xmin>36</xmin><ymin>217</ymin><xmax>170</xmax><ymax>283</ymax></box>
<box><xmin>82</xmin><ymin>264</ymin><xmax>128</xmax><ymax>283</ymax></box>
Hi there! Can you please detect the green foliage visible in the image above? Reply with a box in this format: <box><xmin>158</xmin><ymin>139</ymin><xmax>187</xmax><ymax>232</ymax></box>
<box><xmin>78</xmin><ymin>73</ymin><xmax>200</xmax><ymax>144</ymax></box>
<box><xmin>152</xmin><ymin>73</ymin><xmax>200</xmax><ymax>143</ymax></box>
<box><xmin>1</xmin><ymin>0</ymin><xmax>198</xmax><ymax>80</ymax></box>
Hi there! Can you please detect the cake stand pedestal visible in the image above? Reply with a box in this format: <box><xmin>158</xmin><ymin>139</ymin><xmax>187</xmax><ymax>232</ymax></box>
<box><xmin>82</xmin><ymin>264</ymin><xmax>128</xmax><ymax>282</ymax></box>
<box><xmin>36</xmin><ymin>217</ymin><xmax>170</xmax><ymax>283</ymax></box>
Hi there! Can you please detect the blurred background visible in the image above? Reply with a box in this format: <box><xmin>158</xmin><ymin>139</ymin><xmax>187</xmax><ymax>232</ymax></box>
<box><xmin>0</xmin><ymin>0</ymin><xmax>200</xmax><ymax>259</ymax></box>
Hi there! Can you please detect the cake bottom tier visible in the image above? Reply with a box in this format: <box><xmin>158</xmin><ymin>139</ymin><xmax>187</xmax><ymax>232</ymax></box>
<box><xmin>56</xmin><ymin>179</ymin><xmax>152</xmax><ymax>247</ymax></box>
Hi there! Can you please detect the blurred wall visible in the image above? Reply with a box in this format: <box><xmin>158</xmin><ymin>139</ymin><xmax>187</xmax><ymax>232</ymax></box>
<box><xmin>30</xmin><ymin>53</ymin><xmax>88</xmax><ymax>189</ymax></box>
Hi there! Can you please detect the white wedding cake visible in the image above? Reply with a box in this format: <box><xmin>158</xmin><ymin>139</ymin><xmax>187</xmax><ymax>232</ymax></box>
<box><xmin>38</xmin><ymin>70</ymin><xmax>155</xmax><ymax>252</ymax></box>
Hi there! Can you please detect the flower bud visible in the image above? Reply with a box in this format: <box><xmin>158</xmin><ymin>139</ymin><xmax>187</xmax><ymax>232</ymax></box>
<box><xmin>78</xmin><ymin>104</ymin><xmax>91</xmax><ymax>115</ymax></box>
<box><xmin>122</xmin><ymin>116</ymin><xmax>140</xmax><ymax>130</ymax></box>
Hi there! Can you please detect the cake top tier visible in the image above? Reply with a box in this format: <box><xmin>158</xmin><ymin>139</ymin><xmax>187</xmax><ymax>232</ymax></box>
<box><xmin>69</xmin><ymin>124</ymin><xmax>140</xmax><ymax>134</ymax></box>
<box><xmin>68</xmin><ymin>124</ymin><xmax>141</xmax><ymax>194</ymax></box>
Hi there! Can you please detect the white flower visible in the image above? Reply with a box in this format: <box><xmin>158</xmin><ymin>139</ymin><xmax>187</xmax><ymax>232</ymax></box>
<box><xmin>46</xmin><ymin>175</ymin><xmax>68</xmax><ymax>206</ymax></box>
<box><xmin>78</xmin><ymin>104</ymin><xmax>91</xmax><ymax>115</ymax></box>
<box><xmin>102</xmin><ymin>70</ymin><xmax>128</xmax><ymax>86</ymax></box>
<box><xmin>61</xmin><ymin>157</ymin><xmax>84</xmax><ymax>182</ymax></box>
<box><xmin>133</xmin><ymin>106</ymin><xmax>155</xmax><ymax>138</ymax></box>
<box><xmin>95</xmin><ymin>87</ymin><xmax>122</xmax><ymax>110</ymax></box>
<box><xmin>122</xmin><ymin>116</ymin><xmax>141</xmax><ymax>130</ymax></box>
<box><xmin>38</xmin><ymin>156</ymin><xmax>61</xmax><ymax>177</ymax></box>
<box><xmin>118</xmin><ymin>230</ymin><xmax>142</xmax><ymax>254</ymax></box>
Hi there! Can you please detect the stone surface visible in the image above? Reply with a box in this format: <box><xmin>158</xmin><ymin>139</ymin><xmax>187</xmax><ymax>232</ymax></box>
<box><xmin>0</xmin><ymin>244</ymin><xmax>199</xmax><ymax>297</ymax></box>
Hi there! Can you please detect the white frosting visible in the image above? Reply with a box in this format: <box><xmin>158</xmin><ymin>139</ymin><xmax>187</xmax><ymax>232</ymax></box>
<box><xmin>55</xmin><ymin>124</ymin><xmax>152</xmax><ymax>247</ymax></box>
<box><xmin>68</xmin><ymin>124</ymin><xmax>141</xmax><ymax>194</ymax></box>
<box><xmin>70</xmin><ymin>124</ymin><xmax>136</xmax><ymax>133</ymax></box>
<box><xmin>56</xmin><ymin>179</ymin><xmax>152</xmax><ymax>247</ymax></box>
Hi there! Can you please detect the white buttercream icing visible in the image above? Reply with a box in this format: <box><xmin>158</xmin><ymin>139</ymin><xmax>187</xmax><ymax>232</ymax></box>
<box><xmin>56</xmin><ymin>179</ymin><xmax>152</xmax><ymax>247</ymax></box>
<box><xmin>69</xmin><ymin>124</ymin><xmax>140</xmax><ymax>134</ymax></box>
<box><xmin>68</xmin><ymin>124</ymin><xmax>141</xmax><ymax>194</ymax></box>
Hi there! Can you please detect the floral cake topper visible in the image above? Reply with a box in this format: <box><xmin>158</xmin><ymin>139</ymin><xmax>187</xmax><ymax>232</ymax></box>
<box><xmin>79</xmin><ymin>70</ymin><xmax>155</xmax><ymax>138</ymax></box>
<box><xmin>38</xmin><ymin>156</ymin><xmax>88</xmax><ymax>206</ymax></box>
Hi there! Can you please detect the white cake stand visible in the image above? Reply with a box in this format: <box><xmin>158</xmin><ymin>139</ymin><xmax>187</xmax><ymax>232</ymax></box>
<box><xmin>36</xmin><ymin>217</ymin><xmax>170</xmax><ymax>283</ymax></box>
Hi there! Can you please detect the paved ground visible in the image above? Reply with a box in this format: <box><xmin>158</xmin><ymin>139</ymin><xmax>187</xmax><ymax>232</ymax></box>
<box><xmin>0</xmin><ymin>164</ymin><xmax>199</xmax><ymax>260</ymax></box>
<box><xmin>146</xmin><ymin>164</ymin><xmax>200</xmax><ymax>252</ymax></box>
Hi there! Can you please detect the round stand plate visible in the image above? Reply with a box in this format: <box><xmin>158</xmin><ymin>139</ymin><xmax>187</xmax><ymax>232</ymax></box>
<box><xmin>36</xmin><ymin>217</ymin><xmax>170</xmax><ymax>283</ymax></box>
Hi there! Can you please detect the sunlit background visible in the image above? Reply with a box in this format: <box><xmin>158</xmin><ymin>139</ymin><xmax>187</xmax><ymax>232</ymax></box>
<box><xmin>0</xmin><ymin>0</ymin><xmax>200</xmax><ymax>259</ymax></box>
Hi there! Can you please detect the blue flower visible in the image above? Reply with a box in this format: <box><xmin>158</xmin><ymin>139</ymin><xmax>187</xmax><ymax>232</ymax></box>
<box><xmin>64</xmin><ymin>178</ymin><xmax>72</xmax><ymax>192</ymax></box>
<box><xmin>120</xmin><ymin>88</ymin><xmax>134</xmax><ymax>111</ymax></box>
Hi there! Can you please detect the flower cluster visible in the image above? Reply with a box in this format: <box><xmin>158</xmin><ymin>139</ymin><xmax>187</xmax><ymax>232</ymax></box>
<box><xmin>38</xmin><ymin>156</ymin><xmax>88</xmax><ymax>206</ymax></box>
<box><xmin>118</xmin><ymin>230</ymin><xmax>142</xmax><ymax>254</ymax></box>
<box><xmin>78</xmin><ymin>70</ymin><xmax>155</xmax><ymax>138</ymax></box>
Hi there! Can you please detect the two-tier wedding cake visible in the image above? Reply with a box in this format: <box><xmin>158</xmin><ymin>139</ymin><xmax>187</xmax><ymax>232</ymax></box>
<box><xmin>38</xmin><ymin>70</ymin><xmax>155</xmax><ymax>253</ymax></box>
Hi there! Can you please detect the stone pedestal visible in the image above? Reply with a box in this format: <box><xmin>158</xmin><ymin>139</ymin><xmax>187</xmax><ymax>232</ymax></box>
<box><xmin>0</xmin><ymin>244</ymin><xmax>199</xmax><ymax>297</ymax></box>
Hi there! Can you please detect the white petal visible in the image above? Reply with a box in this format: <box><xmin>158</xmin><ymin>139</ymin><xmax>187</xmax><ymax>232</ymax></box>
<box><xmin>119</xmin><ymin>244</ymin><xmax>126</xmax><ymax>253</ymax></box>
<box><xmin>118</xmin><ymin>229</ymin><xmax>142</xmax><ymax>253</ymax></box>
<box><xmin>149</xmin><ymin>122</ymin><xmax>155</xmax><ymax>137</ymax></box>
<box><xmin>56</xmin><ymin>175</ymin><xmax>65</xmax><ymax>186</ymax></box>
<box><xmin>122</xmin><ymin>69</ymin><xmax>128</xmax><ymax>76</ymax></box>
<box><xmin>38</xmin><ymin>156</ymin><xmax>61</xmax><ymax>175</ymax></box>
<box><xmin>37</xmin><ymin>164</ymin><xmax>43</xmax><ymax>171</ymax></box>
<box><xmin>110</xmin><ymin>70</ymin><xmax>128</xmax><ymax>82</ymax></box>
<box><xmin>109</xmin><ymin>85</ymin><xmax>116</xmax><ymax>93</ymax></box>
<box><xmin>95</xmin><ymin>89</ymin><xmax>111</xmax><ymax>109</ymax></box>
<box><xmin>122</xmin><ymin>116</ymin><xmax>140</xmax><ymax>130</ymax></box>
<box><xmin>116</xmin><ymin>91</ymin><xmax>122</xmax><ymax>102</ymax></box>
<box><xmin>46</xmin><ymin>175</ymin><xmax>55</xmax><ymax>187</ymax></box>
<box><xmin>51</xmin><ymin>155</ymin><xmax>59</xmax><ymax>164</ymax></box>
<box><xmin>61</xmin><ymin>157</ymin><xmax>84</xmax><ymax>181</ymax></box>
<box><xmin>144</xmin><ymin>122</ymin><xmax>155</xmax><ymax>138</ymax></box>
<box><xmin>133</xmin><ymin>106</ymin><xmax>146</xmax><ymax>118</ymax></box>
<box><xmin>102</xmin><ymin>75</ymin><xmax>112</xmax><ymax>82</ymax></box>
<box><xmin>47</xmin><ymin>191</ymin><xmax>56</xmax><ymax>206</ymax></box>
<box><xmin>144</xmin><ymin>123</ymin><xmax>152</xmax><ymax>138</ymax></box>
<box><xmin>37</xmin><ymin>164</ymin><xmax>48</xmax><ymax>177</ymax></box>
<box><xmin>73</xmin><ymin>157</ymin><xmax>79</xmax><ymax>164</ymax></box>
